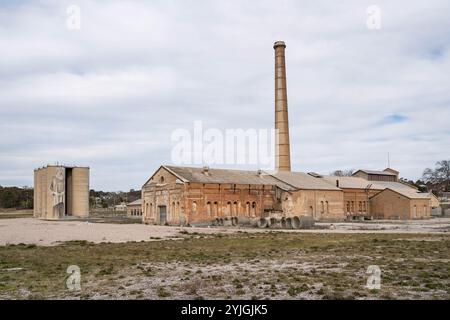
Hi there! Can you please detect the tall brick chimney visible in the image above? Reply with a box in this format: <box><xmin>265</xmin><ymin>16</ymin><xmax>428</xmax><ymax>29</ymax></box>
<box><xmin>274</xmin><ymin>41</ymin><xmax>291</xmax><ymax>172</ymax></box>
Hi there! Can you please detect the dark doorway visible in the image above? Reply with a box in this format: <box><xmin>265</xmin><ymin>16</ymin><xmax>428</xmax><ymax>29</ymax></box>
<box><xmin>65</xmin><ymin>168</ymin><xmax>73</xmax><ymax>216</ymax></box>
<box><xmin>158</xmin><ymin>205</ymin><xmax>167</xmax><ymax>224</ymax></box>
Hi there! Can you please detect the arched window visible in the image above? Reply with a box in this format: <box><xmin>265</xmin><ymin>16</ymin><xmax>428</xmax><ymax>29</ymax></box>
<box><xmin>213</xmin><ymin>202</ymin><xmax>218</xmax><ymax>216</ymax></box>
<box><xmin>192</xmin><ymin>201</ymin><xmax>197</xmax><ymax>214</ymax></box>
<box><xmin>233</xmin><ymin>201</ymin><xmax>238</xmax><ymax>216</ymax></box>
<box><xmin>351</xmin><ymin>201</ymin><xmax>354</xmax><ymax>213</ymax></box>
<box><xmin>246</xmin><ymin>202</ymin><xmax>250</xmax><ymax>216</ymax></box>
<box><xmin>251</xmin><ymin>202</ymin><xmax>256</xmax><ymax>217</ymax></box>
<box><xmin>160</xmin><ymin>176</ymin><xmax>165</xmax><ymax>184</ymax></box>
<box><xmin>227</xmin><ymin>202</ymin><xmax>232</xmax><ymax>216</ymax></box>
<box><xmin>206</xmin><ymin>202</ymin><xmax>212</xmax><ymax>216</ymax></box>
<box><xmin>146</xmin><ymin>203</ymin><xmax>149</xmax><ymax>215</ymax></box>
<box><xmin>359</xmin><ymin>201</ymin><xmax>362</xmax><ymax>213</ymax></box>
<box><xmin>176</xmin><ymin>202</ymin><xmax>180</xmax><ymax>218</ymax></box>
<box><xmin>326</xmin><ymin>201</ymin><xmax>329</xmax><ymax>214</ymax></box>
<box><xmin>310</xmin><ymin>206</ymin><xmax>314</xmax><ymax>216</ymax></box>
<box><xmin>346</xmin><ymin>202</ymin><xmax>350</xmax><ymax>214</ymax></box>
<box><xmin>171</xmin><ymin>202</ymin><xmax>175</xmax><ymax>220</ymax></box>
<box><xmin>320</xmin><ymin>201</ymin><xmax>324</xmax><ymax>213</ymax></box>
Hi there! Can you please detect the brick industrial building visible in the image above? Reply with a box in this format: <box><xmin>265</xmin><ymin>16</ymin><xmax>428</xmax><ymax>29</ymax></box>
<box><xmin>141</xmin><ymin>41</ymin><xmax>436</xmax><ymax>226</ymax></box>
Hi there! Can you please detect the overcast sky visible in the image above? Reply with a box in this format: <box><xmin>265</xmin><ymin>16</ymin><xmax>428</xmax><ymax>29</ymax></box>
<box><xmin>0</xmin><ymin>0</ymin><xmax>449</xmax><ymax>191</ymax></box>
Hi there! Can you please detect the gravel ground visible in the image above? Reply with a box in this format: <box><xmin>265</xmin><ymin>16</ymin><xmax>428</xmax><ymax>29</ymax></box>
<box><xmin>0</xmin><ymin>217</ymin><xmax>449</xmax><ymax>246</ymax></box>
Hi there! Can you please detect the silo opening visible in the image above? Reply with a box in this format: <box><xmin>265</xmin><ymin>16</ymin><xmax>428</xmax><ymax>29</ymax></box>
<box><xmin>65</xmin><ymin>167</ymin><xmax>73</xmax><ymax>216</ymax></box>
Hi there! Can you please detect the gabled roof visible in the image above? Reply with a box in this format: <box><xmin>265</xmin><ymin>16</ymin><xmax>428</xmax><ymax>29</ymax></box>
<box><xmin>163</xmin><ymin>166</ymin><xmax>296</xmax><ymax>190</ymax></box>
<box><xmin>353</xmin><ymin>169</ymin><xmax>397</xmax><ymax>176</ymax></box>
<box><xmin>127</xmin><ymin>199</ymin><xmax>142</xmax><ymax>206</ymax></box>
<box><xmin>370</xmin><ymin>187</ymin><xmax>431</xmax><ymax>200</ymax></box>
<box><xmin>270</xmin><ymin>171</ymin><xmax>342</xmax><ymax>191</ymax></box>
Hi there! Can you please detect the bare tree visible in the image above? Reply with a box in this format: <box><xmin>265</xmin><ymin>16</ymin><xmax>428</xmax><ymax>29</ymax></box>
<box><xmin>422</xmin><ymin>160</ymin><xmax>450</xmax><ymax>192</ymax></box>
<box><xmin>331</xmin><ymin>169</ymin><xmax>354</xmax><ymax>177</ymax></box>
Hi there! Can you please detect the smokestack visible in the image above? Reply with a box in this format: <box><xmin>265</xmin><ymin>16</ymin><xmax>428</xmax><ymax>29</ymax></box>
<box><xmin>274</xmin><ymin>41</ymin><xmax>291</xmax><ymax>172</ymax></box>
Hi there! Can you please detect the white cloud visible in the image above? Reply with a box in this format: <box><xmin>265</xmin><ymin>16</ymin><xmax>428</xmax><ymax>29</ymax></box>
<box><xmin>0</xmin><ymin>0</ymin><xmax>449</xmax><ymax>190</ymax></box>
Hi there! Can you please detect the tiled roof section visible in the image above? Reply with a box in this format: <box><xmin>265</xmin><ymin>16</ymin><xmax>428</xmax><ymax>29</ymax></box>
<box><xmin>321</xmin><ymin>176</ymin><xmax>385</xmax><ymax>190</ymax></box>
<box><xmin>354</xmin><ymin>169</ymin><xmax>397</xmax><ymax>176</ymax></box>
<box><xmin>164</xmin><ymin>166</ymin><xmax>296</xmax><ymax>190</ymax></box>
<box><xmin>127</xmin><ymin>199</ymin><xmax>142</xmax><ymax>206</ymax></box>
<box><xmin>270</xmin><ymin>171</ymin><xmax>342</xmax><ymax>191</ymax></box>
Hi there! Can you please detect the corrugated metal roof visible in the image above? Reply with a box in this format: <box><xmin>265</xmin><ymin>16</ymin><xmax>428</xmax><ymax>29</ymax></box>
<box><xmin>354</xmin><ymin>169</ymin><xmax>397</xmax><ymax>176</ymax></box>
<box><xmin>164</xmin><ymin>166</ymin><xmax>295</xmax><ymax>190</ymax></box>
<box><xmin>321</xmin><ymin>176</ymin><xmax>430</xmax><ymax>199</ymax></box>
<box><xmin>321</xmin><ymin>176</ymin><xmax>385</xmax><ymax>190</ymax></box>
<box><xmin>371</xmin><ymin>188</ymin><xmax>431</xmax><ymax>200</ymax></box>
<box><xmin>127</xmin><ymin>199</ymin><xmax>142</xmax><ymax>206</ymax></box>
<box><xmin>271</xmin><ymin>171</ymin><xmax>342</xmax><ymax>191</ymax></box>
<box><xmin>371</xmin><ymin>181</ymin><xmax>430</xmax><ymax>199</ymax></box>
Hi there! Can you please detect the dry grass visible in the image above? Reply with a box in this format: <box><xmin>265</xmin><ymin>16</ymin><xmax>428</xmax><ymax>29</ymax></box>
<box><xmin>0</xmin><ymin>232</ymin><xmax>448</xmax><ymax>300</ymax></box>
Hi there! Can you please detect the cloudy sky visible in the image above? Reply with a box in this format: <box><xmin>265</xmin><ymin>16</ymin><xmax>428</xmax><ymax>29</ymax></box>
<box><xmin>0</xmin><ymin>0</ymin><xmax>449</xmax><ymax>191</ymax></box>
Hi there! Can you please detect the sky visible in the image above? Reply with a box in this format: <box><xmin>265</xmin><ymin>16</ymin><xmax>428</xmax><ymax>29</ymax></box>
<box><xmin>0</xmin><ymin>0</ymin><xmax>449</xmax><ymax>191</ymax></box>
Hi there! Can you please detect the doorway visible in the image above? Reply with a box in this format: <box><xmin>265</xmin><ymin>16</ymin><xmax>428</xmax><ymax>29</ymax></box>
<box><xmin>158</xmin><ymin>205</ymin><xmax>167</xmax><ymax>224</ymax></box>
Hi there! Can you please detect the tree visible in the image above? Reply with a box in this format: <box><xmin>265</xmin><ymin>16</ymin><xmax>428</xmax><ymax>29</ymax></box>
<box><xmin>422</xmin><ymin>160</ymin><xmax>450</xmax><ymax>192</ymax></box>
<box><xmin>331</xmin><ymin>169</ymin><xmax>354</xmax><ymax>177</ymax></box>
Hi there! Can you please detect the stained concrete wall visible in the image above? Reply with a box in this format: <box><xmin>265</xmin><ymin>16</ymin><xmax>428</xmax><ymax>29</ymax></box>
<box><xmin>70</xmin><ymin>167</ymin><xmax>89</xmax><ymax>217</ymax></box>
<box><xmin>33</xmin><ymin>166</ymin><xmax>89</xmax><ymax>220</ymax></box>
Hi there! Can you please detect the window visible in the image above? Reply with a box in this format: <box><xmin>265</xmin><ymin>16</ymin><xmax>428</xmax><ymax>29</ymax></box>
<box><xmin>192</xmin><ymin>201</ymin><xmax>197</xmax><ymax>214</ymax></box>
<box><xmin>227</xmin><ymin>202</ymin><xmax>232</xmax><ymax>216</ymax></box>
<box><xmin>326</xmin><ymin>201</ymin><xmax>329</xmax><ymax>214</ymax></box>
<box><xmin>346</xmin><ymin>202</ymin><xmax>350</xmax><ymax>214</ymax></box>
<box><xmin>171</xmin><ymin>202</ymin><xmax>175</xmax><ymax>220</ymax></box>
<box><xmin>246</xmin><ymin>202</ymin><xmax>250</xmax><ymax>216</ymax></box>
<box><xmin>251</xmin><ymin>202</ymin><xmax>256</xmax><ymax>217</ymax></box>
<box><xmin>359</xmin><ymin>201</ymin><xmax>362</xmax><ymax>213</ymax></box>
<box><xmin>206</xmin><ymin>202</ymin><xmax>212</xmax><ymax>216</ymax></box>
<box><xmin>213</xmin><ymin>202</ymin><xmax>218</xmax><ymax>216</ymax></box>
<box><xmin>320</xmin><ymin>201</ymin><xmax>324</xmax><ymax>213</ymax></box>
<box><xmin>233</xmin><ymin>201</ymin><xmax>238</xmax><ymax>215</ymax></box>
<box><xmin>160</xmin><ymin>176</ymin><xmax>165</xmax><ymax>184</ymax></box>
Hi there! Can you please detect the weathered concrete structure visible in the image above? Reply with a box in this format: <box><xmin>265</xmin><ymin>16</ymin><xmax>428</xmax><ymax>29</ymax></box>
<box><xmin>34</xmin><ymin>165</ymin><xmax>89</xmax><ymax>220</ymax></box>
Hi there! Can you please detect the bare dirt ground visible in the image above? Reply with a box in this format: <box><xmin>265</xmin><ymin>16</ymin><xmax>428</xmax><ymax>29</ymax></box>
<box><xmin>0</xmin><ymin>218</ymin><xmax>449</xmax><ymax>300</ymax></box>
<box><xmin>0</xmin><ymin>218</ymin><xmax>449</xmax><ymax>246</ymax></box>
<box><xmin>0</xmin><ymin>232</ymin><xmax>448</xmax><ymax>300</ymax></box>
